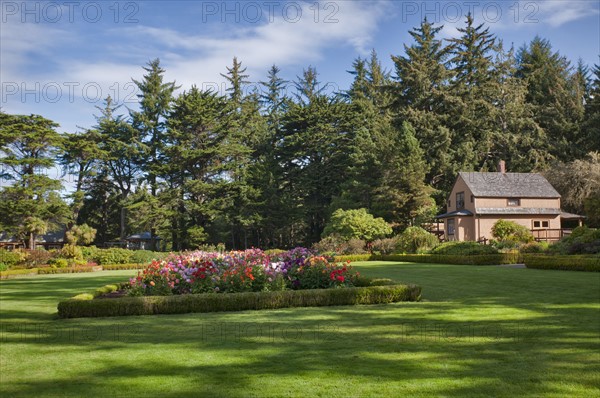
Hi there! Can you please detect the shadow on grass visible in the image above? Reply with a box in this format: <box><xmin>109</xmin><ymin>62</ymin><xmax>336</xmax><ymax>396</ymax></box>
<box><xmin>1</xmin><ymin>266</ymin><xmax>599</xmax><ymax>397</ymax></box>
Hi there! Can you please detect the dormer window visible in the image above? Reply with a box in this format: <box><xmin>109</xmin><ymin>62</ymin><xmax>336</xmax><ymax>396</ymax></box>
<box><xmin>507</xmin><ymin>198</ymin><xmax>520</xmax><ymax>207</ymax></box>
<box><xmin>456</xmin><ymin>192</ymin><xmax>465</xmax><ymax>210</ymax></box>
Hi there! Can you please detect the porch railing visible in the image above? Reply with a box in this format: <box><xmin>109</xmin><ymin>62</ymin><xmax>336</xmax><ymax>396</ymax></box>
<box><xmin>530</xmin><ymin>229</ymin><xmax>573</xmax><ymax>242</ymax></box>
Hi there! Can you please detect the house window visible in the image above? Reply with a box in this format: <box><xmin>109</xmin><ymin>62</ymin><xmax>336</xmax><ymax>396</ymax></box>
<box><xmin>470</xmin><ymin>195</ymin><xmax>474</xmax><ymax>203</ymax></box>
<box><xmin>533</xmin><ymin>220</ymin><xmax>550</xmax><ymax>229</ymax></box>
<box><xmin>507</xmin><ymin>198</ymin><xmax>520</xmax><ymax>206</ymax></box>
<box><xmin>456</xmin><ymin>192</ymin><xmax>465</xmax><ymax>210</ymax></box>
<box><xmin>447</xmin><ymin>219</ymin><xmax>455</xmax><ymax>236</ymax></box>
<box><xmin>447</xmin><ymin>199</ymin><xmax>451</xmax><ymax>208</ymax></box>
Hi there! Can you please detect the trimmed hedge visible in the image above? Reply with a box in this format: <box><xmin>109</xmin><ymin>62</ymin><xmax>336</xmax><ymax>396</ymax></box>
<box><xmin>101</xmin><ymin>263</ymin><xmax>147</xmax><ymax>270</ymax></box>
<box><xmin>0</xmin><ymin>268</ymin><xmax>39</xmax><ymax>279</ymax></box>
<box><xmin>372</xmin><ymin>253</ymin><xmax>521</xmax><ymax>265</ymax></box>
<box><xmin>0</xmin><ymin>264</ymin><xmax>137</xmax><ymax>279</ymax></box>
<box><xmin>430</xmin><ymin>241</ymin><xmax>499</xmax><ymax>255</ymax></box>
<box><xmin>334</xmin><ymin>254</ymin><xmax>374</xmax><ymax>262</ymax></box>
<box><xmin>38</xmin><ymin>266</ymin><xmax>102</xmax><ymax>274</ymax></box>
<box><xmin>57</xmin><ymin>284</ymin><xmax>422</xmax><ymax>318</ymax></box>
<box><xmin>523</xmin><ymin>255</ymin><xmax>600</xmax><ymax>272</ymax></box>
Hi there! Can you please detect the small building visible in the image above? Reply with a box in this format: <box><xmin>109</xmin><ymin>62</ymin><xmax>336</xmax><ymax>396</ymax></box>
<box><xmin>436</xmin><ymin>161</ymin><xmax>584</xmax><ymax>242</ymax></box>
<box><xmin>125</xmin><ymin>232</ymin><xmax>161</xmax><ymax>250</ymax></box>
<box><xmin>0</xmin><ymin>229</ymin><xmax>66</xmax><ymax>250</ymax></box>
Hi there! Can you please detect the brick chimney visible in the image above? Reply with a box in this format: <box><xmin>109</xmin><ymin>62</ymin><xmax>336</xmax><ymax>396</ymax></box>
<box><xmin>497</xmin><ymin>160</ymin><xmax>506</xmax><ymax>173</ymax></box>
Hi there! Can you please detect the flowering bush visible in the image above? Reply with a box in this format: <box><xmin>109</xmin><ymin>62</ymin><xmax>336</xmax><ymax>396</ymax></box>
<box><xmin>128</xmin><ymin>248</ymin><xmax>359</xmax><ymax>296</ymax></box>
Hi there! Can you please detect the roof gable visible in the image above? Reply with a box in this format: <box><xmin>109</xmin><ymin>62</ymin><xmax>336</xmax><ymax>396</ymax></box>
<box><xmin>457</xmin><ymin>172</ymin><xmax>560</xmax><ymax>198</ymax></box>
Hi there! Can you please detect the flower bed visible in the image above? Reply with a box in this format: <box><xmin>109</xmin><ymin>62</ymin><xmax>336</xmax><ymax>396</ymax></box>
<box><xmin>127</xmin><ymin>248</ymin><xmax>361</xmax><ymax>297</ymax></box>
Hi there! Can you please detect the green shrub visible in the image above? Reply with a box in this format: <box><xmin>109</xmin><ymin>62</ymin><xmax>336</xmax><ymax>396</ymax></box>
<box><xmin>0</xmin><ymin>263</ymin><xmax>8</xmax><ymax>272</ymax></box>
<box><xmin>396</xmin><ymin>227</ymin><xmax>439</xmax><ymax>253</ymax></box>
<box><xmin>130</xmin><ymin>250</ymin><xmax>163</xmax><ymax>264</ymax></box>
<box><xmin>0</xmin><ymin>249</ymin><xmax>25</xmax><ymax>267</ymax></box>
<box><xmin>57</xmin><ymin>284</ymin><xmax>422</xmax><ymax>318</ymax></box>
<box><xmin>48</xmin><ymin>258</ymin><xmax>69</xmax><ymax>268</ymax></box>
<box><xmin>520</xmin><ymin>242</ymin><xmax>550</xmax><ymax>254</ymax></box>
<box><xmin>556</xmin><ymin>227</ymin><xmax>600</xmax><ymax>255</ymax></box>
<box><xmin>313</xmin><ymin>235</ymin><xmax>366</xmax><ymax>255</ymax></box>
<box><xmin>523</xmin><ymin>255</ymin><xmax>600</xmax><ymax>272</ymax></box>
<box><xmin>80</xmin><ymin>245</ymin><xmax>99</xmax><ymax>261</ymax></box>
<box><xmin>95</xmin><ymin>248</ymin><xmax>134</xmax><ymax>265</ymax></box>
<box><xmin>22</xmin><ymin>249</ymin><xmax>53</xmax><ymax>268</ymax></box>
<box><xmin>59</xmin><ymin>244</ymin><xmax>84</xmax><ymax>261</ymax></box>
<box><xmin>430</xmin><ymin>241</ymin><xmax>498</xmax><ymax>255</ymax></box>
<box><xmin>370</xmin><ymin>237</ymin><xmax>399</xmax><ymax>255</ymax></box>
<box><xmin>491</xmin><ymin>220</ymin><xmax>534</xmax><ymax>243</ymax></box>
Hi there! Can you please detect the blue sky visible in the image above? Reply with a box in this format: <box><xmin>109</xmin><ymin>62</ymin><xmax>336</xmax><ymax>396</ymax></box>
<box><xmin>1</xmin><ymin>0</ymin><xmax>599</xmax><ymax>135</ymax></box>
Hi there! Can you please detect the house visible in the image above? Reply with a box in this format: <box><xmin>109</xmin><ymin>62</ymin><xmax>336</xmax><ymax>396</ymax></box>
<box><xmin>125</xmin><ymin>232</ymin><xmax>161</xmax><ymax>250</ymax></box>
<box><xmin>436</xmin><ymin>161</ymin><xmax>584</xmax><ymax>242</ymax></box>
<box><xmin>0</xmin><ymin>229</ymin><xmax>67</xmax><ymax>250</ymax></box>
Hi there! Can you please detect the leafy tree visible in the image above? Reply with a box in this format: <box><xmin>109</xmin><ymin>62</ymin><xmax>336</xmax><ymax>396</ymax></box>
<box><xmin>544</xmin><ymin>152</ymin><xmax>600</xmax><ymax>227</ymax></box>
<box><xmin>323</xmin><ymin>208</ymin><xmax>392</xmax><ymax>242</ymax></box>
<box><xmin>0</xmin><ymin>113</ymin><xmax>70</xmax><ymax>248</ymax></box>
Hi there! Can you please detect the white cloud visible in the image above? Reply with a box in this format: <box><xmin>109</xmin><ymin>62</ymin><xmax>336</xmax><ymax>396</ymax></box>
<box><xmin>538</xmin><ymin>0</ymin><xmax>599</xmax><ymax>27</ymax></box>
<box><xmin>1</xmin><ymin>0</ymin><xmax>391</xmax><ymax>128</ymax></box>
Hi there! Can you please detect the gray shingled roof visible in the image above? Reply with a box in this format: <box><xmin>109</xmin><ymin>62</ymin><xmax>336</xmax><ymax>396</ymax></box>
<box><xmin>476</xmin><ymin>207</ymin><xmax>561</xmax><ymax>215</ymax></box>
<box><xmin>458</xmin><ymin>172</ymin><xmax>560</xmax><ymax>198</ymax></box>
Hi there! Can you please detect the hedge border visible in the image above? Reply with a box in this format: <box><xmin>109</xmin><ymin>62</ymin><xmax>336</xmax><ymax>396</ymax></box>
<box><xmin>57</xmin><ymin>284</ymin><xmax>422</xmax><ymax>318</ymax></box>
<box><xmin>523</xmin><ymin>255</ymin><xmax>600</xmax><ymax>272</ymax></box>
<box><xmin>336</xmin><ymin>253</ymin><xmax>521</xmax><ymax>265</ymax></box>
<box><xmin>0</xmin><ymin>263</ymin><xmax>146</xmax><ymax>279</ymax></box>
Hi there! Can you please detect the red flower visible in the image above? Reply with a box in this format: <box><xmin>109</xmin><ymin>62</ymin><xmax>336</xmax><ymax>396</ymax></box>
<box><xmin>336</xmin><ymin>275</ymin><xmax>345</xmax><ymax>282</ymax></box>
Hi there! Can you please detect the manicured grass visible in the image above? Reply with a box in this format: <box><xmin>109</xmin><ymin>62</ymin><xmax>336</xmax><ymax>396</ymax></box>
<box><xmin>1</xmin><ymin>264</ymin><xmax>599</xmax><ymax>397</ymax></box>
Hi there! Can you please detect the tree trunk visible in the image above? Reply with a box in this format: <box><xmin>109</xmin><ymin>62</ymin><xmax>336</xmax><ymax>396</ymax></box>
<box><xmin>29</xmin><ymin>233</ymin><xmax>35</xmax><ymax>250</ymax></box>
<box><xmin>120</xmin><ymin>207</ymin><xmax>126</xmax><ymax>241</ymax></box>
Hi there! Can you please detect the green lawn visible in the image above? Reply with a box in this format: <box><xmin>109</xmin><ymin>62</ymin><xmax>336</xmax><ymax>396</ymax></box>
<box><xmin>1</xmin><ymin>263</ymin><xmax>599</xmax><ymax>397</ymax></box>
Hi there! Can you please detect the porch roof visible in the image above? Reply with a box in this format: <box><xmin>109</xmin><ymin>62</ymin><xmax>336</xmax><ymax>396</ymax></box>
<box><xmin>436</xmin><ymin>209</ymin><xmax>474</xmax><ymax>219</ymax></box>
<box><xmin>560</xmin><ymin>211</ymin><xmax>586</xmax><ymax>220</ymax></box>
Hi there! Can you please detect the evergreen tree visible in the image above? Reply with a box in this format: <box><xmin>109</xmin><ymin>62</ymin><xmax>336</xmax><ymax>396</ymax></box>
<box><xmin>390</xmin><ymin>18</ymin><xmax>453</xmax><ymax>191</ymax></box>
<box><xmin>130</xmin><ymin>59</ymin><xmax>178</xmax><ymax>248</ymax></box>
<box><xmin>0</xmin><ymin>113</ymin><xmax>70</xmax><ymax>247</ymax></box>
<box><xmin>517</xmin><ymin>37</ymin><xmax>585</xmax><ymax>160</ymax></box>
<box><xmin>372</xmin><ymin>122</ymin><xmax>435</xmax><ymax>230</ymax></box>
<box><xmin>164</xmin><ymin>86</ymin><xmax>229</xmax><ymax>250</ymax></box>
<box><xmin>581</xmin><ymin>63</ymin><xmax>600</xmax><ymax>152</ymax></box>
<box><xmin>58</xmin><ymin>129</ymin><xmax>105</xmax><ymax>227</ymax></box>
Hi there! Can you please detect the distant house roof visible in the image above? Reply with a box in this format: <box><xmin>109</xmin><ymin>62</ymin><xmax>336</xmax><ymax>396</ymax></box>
<box><xmin>126</xmin><ymin>232</ymin><xmax>161</xmax><ymax>241</ymax></box>
<box><xmin>0</xmin><ymin>229</ymin><xmax>65</xmax><ymax>243</ymax></box>
<box><xmin>458</xmin><ymin>172</ymin><xmax>560</xmax><ymax>198</ymax></box>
